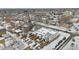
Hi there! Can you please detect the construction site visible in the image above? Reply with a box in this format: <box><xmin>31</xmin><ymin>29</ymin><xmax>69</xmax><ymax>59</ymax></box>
<box><xmin>0</xmin><ymin>8</ymin><xmax>79</xmax><ymax>50</ymax></box>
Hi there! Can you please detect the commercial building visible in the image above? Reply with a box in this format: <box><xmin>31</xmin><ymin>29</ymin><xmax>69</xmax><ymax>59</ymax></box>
<box><xmin>0</xmin><ymin>9</ymin><xmax>79</xmax><ymax>50</ymax></box>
